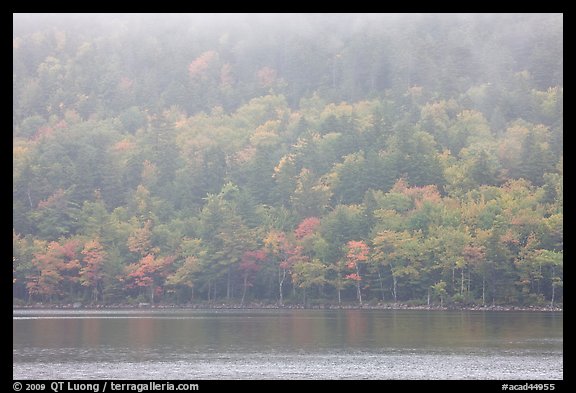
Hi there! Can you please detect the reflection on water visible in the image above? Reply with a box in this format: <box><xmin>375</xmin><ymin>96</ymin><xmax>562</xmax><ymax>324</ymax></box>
<box><xmin>13</xmin><ymin>309</ymin><xmax>562</xmax><ymax>379</ymax></box>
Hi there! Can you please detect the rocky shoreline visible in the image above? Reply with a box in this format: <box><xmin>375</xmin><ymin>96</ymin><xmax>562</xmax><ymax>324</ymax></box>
<box><xmin>13</xmin><ymin>301</ymin><xmax>562</xmax><ymax>312</ymax></box>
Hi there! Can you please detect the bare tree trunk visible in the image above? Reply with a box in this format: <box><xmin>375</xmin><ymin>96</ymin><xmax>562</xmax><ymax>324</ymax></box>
<box><xmin>537</xmin><ymin>263</ymin><xmax>542</xmax><ymax>294</ymax></box>
<box><xmin>482</xmin><ymin>275</ymin><xmax>486</xmax><ymax>305</ymax></box>
<box><xmin>226</xmin><ymin>266</ymin><xmax>231</xmax><ymax>300</ymax></box>
<box><xmin>467</xmin><ymin>268</ymin><xmax>471</xmax><ymax>299</ymax></box>
<box><xmin>377</xmin><ymin>268</ymin><xmax>385</xmax><ymax>301</ymax></box>
<box><xmin>550</xmin><ymin>266</ymin><xmax>555</xmax><ymax>308</ymax></box>
<box><xmin>356</xmin><ymin>265</ymin><xmax>362</xmax><ymax>305</ymax></box>
<box><xmin>390</xmin><ymin>262</ymin><xmax>398</xmax><ymax>303</ymax></box>
<box><xmin>337</xmin><ymin>272</ymin><xmax>342</xmax><ymax>305</ymax></box>
<box><xmin>278</xmin><ymin>268</ymin><xmax>286</xmax><ymax>306</ymax></box>
<box><xmin>27</xmin><ymin>187</ymin><xmax>33</xmax><ymax>209</ymax></box>
<box><xmin>241</xmin><ymin>274</ymin><xmax>247</xmax><ymax>306</ymax></box>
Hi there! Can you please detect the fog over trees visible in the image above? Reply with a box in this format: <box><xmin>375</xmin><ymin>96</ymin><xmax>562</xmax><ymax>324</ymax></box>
<box><xmin>13</xmin><ymin>13</ymin><xmax>562</xmax><ymax>307</ymax></box>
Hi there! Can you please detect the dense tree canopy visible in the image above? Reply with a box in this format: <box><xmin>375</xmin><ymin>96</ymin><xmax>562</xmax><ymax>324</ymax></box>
<box><xmin>13</xmin><ymin>14</ymin><xmax>562</xmax><ymax>307</ymax></box>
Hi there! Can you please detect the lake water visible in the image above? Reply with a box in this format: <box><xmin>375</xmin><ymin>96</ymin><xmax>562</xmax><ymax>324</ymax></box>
<box><xmin>13</xmin><ymin>308</ymin><xmax>562</xmax><ymax>380</ymax></box>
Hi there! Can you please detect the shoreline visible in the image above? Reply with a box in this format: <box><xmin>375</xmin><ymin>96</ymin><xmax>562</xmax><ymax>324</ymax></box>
<box><xmin>13</xmin><ymin>302</ymin><xmax>562</xmax><ymax>312</ymax></box>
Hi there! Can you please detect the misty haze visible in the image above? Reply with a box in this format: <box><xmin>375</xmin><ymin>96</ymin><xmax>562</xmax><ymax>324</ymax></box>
<box><xmin>13</xmin><ymin>13</ymin><xmax>562</xmax><ymax>381</ymax></box>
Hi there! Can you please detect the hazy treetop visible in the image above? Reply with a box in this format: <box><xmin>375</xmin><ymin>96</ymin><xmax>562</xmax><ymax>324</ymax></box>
<box><xmin>13</xmin><ymin>13</ymin><xmax>562</xmax><ymax>37</ymax></box>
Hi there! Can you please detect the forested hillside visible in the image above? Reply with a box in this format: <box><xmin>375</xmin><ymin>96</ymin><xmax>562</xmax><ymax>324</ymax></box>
<box><xmin>13</xmin><ymin>14</ymin><xmax>562</xmax><ymax>307</ymax></box>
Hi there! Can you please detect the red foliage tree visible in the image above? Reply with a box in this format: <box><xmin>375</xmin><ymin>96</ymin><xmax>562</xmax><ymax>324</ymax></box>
<box><xmin>188</xmin><ymin>51</ymin><xmax>218</xmax><ymax>80</ymax></box>
<box><xmin>27</xmin><ymin>239</ymin><xmax>81</xmax><ymax>302</ymax></box>
<box><xmin>263</xmin><ymin>230</ymin><xmax>304</xmax><ymax>306</ymax></box>
<box><xmin>59</xmin><ymin>238</ymin><xmax>82</xmax><ymax>287</ymax></box>
<box><xmin>27</xmin><ymin>243</ymin><xmax>62</xmax><ymax>302</ymax></box>
<box><xmin>390</xmin><ymin>178</ymin><xmax>442</xmax><ymax>209</ymax></box>
<box><xmin>127</xmin><ymin>220</ymin><xmax>154</xmax><ymax>257</ymax></box>
<box><xmin>126</xmin><ymin>254</ymin><xmax>174</xmax><ymax>303</ymax></box>
<box><xmin>239</xmin><ymin>249</ymin><xmax>266</xmax><ymax>305</ymax></box>
<box><xmin>294</xmin><ymin>217</ymin><xmax>321</xmax><ymax>240</ymax></box>
<box><xmin>80</xmin><ymin>238</ymin><xmax>107</xmax><ymax>302</ymax></box>
<box><xmin>346</xmin><ymin>240</ymin><xmax>370</xmax><ymax>305</ymax></box>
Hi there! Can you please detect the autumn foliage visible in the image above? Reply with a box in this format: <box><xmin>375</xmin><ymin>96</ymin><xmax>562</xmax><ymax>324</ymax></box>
<box><xmin>188</xmin><ymin>51</ymin><xmax>218</xmax><ymax>80</ymax></box>
<box><xmin>13</xmin><ymin>14</ymin><xmax>562</xmax><ymax>307</ymax></box>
